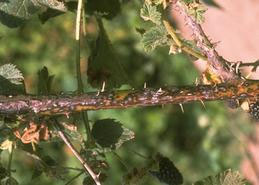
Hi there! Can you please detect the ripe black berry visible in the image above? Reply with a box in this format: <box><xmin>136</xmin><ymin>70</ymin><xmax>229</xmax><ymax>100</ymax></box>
<box><xmin>249</xmin><ymin>102</ymin><xmax>259</xmax><ymax>121</ymax></box>
<box><xmin>149</xmin><ymin>154</ymin><xmax>183</xmax><ymax>185</ymax></box>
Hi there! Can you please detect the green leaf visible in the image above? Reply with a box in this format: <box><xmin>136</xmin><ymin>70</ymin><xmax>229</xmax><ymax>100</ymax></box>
<box><xmin>37</xmin><ymin>66</ymin><xmax>54</xmax><ymax>95</ymax></box>
<box><xmin>38</xmin><ymin>8</ymin><xmax>64</xmax><ymax>23</ymax></box>
<box><xmin>0</xmin><ymin>76</ymin><xmax>25</xmax><ymax>95</ymax></box>
<box><xmin>186</xmin><ymin>1</ymin><xmax>208</xmax><ymax>24</ymax></box>
<box><xmin>87</xmin><ymin>19</ymin><xmax>129</xmax><ymax>89</ymax></box>
<box><xmin>0</xmin><ymin>165</ymin><xmax>8</xmax><ymax>180</ymax></box>
<box><xmin>1</xmin><ymin>177</ymin><xmax>19</xmax><ymax>185</ymax></box>
<box><xmin>203</xmin><ymin>0</ymin><xmax>221</xmax><ymax>8</ymax></box>
<box><xmin>31</xmin><ymin>167</ymin><xmax>43</xmax><ymax>180</ymax></box>
<box><xmin>149</xmin><ymin>153</ymin><xmax>183</xmax><ymax>185</ymax></box>
<box><xmin>0</xmin><ymin>64</ymin><xmax>24</xmax><ymax>85</ymax></box>
<box><xmin>35</xmin><ymin>0</ymin><xmax>67</xmax><ymax>12</ymax></box>
<box><xmin>141</xmin><ymin>26</ymin><xmax>169</xmax><ymax>52</ymax></box>
<box><xmin>140</xmin><ymin>2</ymin><xmax>161</xmax><ymax>25</ymax></box>
<box><xmin>91</xmin><ymin>119</ymin><xmax>135</xmax><ymax>152</ymax></box>
<box><xmin>0</xmin><ymin>64</ymin><xmax>25</xmax><ymax>95</ymax></box>
<box><xmin>0</xmin><ymin>0</ymin><xmax>67</xmax><ymax>27</ymax></box>
<box><xmin>86</xmin><ymin>0</ymin><xmax>121</xmax><ymax>20</ymax></box>
<box><xmin>193</xmin><ymin>169</ymin><xmax>247</xmax><ymax>185</ymax></box>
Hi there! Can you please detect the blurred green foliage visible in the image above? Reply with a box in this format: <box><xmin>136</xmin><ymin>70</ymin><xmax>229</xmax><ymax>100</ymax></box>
<box><xmin>0</xmin><ymin>0</ymin><xmax>253</xmax><ymax>185</ymax></box>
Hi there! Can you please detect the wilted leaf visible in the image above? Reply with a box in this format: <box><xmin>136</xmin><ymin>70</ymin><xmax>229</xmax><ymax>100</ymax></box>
<box><xmin>0</xmin><ymin>64</ymin><xmax>24</xmax><ymax>85</ymax></box>
<box><xmin>0</xmin><ymin>0</ymin><xmax>67</xmax><ymax>27</ymax></box>
<box><xmin>87</xmin><ymin>19</ymin><xmax>129</xmax><ymax>89</ymax></box>
<box><xmin>194</xmin><ymin>169</ymin><xmax>247</xmax><ymax>185</ymax></box>
<box><xmin>37</xmin><ymin>66</ymin><xmax>54</xmax><ymax>95</ymax></box>
<box><xmin>140</xmin><ymin>2</ymin><xmax>161</xmax><ymax>25</ymax></box>
<box><xmin>141</xmin><ymin>26</ymin><xmax>169</xmax><ymax>52</ymax></box>
<box><xmin>91</xmin><ymin>119</ymin><xmax>135</xmax><ymax>152</ymax></box>
<box><xmin>86</xmin><ymin>0</ymin><xmax>121</xmax><ymax>19</ymax></box>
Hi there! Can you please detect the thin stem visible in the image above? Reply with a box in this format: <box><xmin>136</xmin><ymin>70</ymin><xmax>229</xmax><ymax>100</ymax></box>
<box><xmin>81</xmin><ymin>112</ymin><xmax>93</xmax><ymax>144</ymax></box>
<box><xmin>75</xmin><ymin>40</ymin><xmax>83</xmax><ymax>93</ymax></box>
<box><xmin>75</xmin><ymin>0</ymin><xmax>84</xmax><ymax>93</ymax></box>
<box><xmin>112</xmin><ymin>152</ymin><xmax>128</xmax><ymax>171</ymax></box>
<box><xmin>172</xmin><ymin>0</ymin><xmax>240</xmax><ymax>82</ymax></box>
<box><xmin>163</xmin><ymin>20</ymin><xmax>207</xmax><ymax>61</ymax></box>
<box><xmin>64</xmin><ymin>171</ymin><xmax>84</xmax><ymax>185</ymax></box>
<box><xmin>7</xmin><ymin>143</ymin><xmax>13</xmax><ymax>177</ymax></box>
<box><xmin>75</xmin><ymin>0</ymin><xmax>92</xmax><ymax>143</ymax></box>
<box><xmin>75</xmin><ymin>0</ymin><xmax>83</xmax><ymax>41</ymax></box>
<box><xmin>54</xmin><ymin>121</ymin><xmax>101</xmax><ymax>185</ymax></box>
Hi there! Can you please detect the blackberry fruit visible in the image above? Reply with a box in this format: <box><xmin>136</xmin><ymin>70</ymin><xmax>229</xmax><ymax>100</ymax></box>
<box><xmin>249</xmin><ymin>102</ymin><xmax>259</xmax><ymax>121</ymax></box>
<box><xmin>149</xmin><ymin>154</ymin><xmax>183</xmax><ymax>185</ymax></box>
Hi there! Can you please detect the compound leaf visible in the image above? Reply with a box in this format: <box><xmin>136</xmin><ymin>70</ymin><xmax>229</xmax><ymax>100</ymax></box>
<box><xmin>140</xmin><ymin>2</ymin><xmax>161</xmax><ymax>25</ymax></box>
<box><xmin>141</xmin><ymin>26</ymin><xmax>169</xmax><ymax>52</ymax></box>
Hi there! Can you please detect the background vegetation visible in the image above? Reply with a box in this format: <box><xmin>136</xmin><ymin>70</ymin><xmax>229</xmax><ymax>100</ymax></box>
<box><xmin>0</xmin><ymin>0</ymin><xmax>254</xmax><ymax>184</ymax></box>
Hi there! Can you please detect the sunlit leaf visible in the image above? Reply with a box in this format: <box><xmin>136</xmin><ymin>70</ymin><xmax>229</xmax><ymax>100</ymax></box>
<box><xmin>0</xmin><ymin>64</ymin><xmax>25</xmax><ymax>95</ymax></box>
<box><xmin>0</xmin><ymin>64</ymin><xmax>24</xmax><ymax>85</ymax></box>
<box><xmin>0</xmin><ymin>0</ymin><xmax>67</xmax><ymax>27</ymax></box>
<box><xmin>0</xmin><ymin>139</ymin><xmax>13</xmax><ymax>152</ymax></box>
<box><xmin>193</xmin><ymin>169</ymin><xmax>247</xmax><ymax>185</ymax></box>
<box><xmin>141</xmin><ymin>26</ymin><xmax>169</xmax><ymax>52</ymax></box>
<box><xmin>186</xmin><ymin>1</ymin><xmax>208</xmax><ymax>24</ymax></box>
<box><xmin>91</xmin><ymin>119</ymin><xmax>135</xmax><ymax>152</ymax></box>
<box><xmin>140</xmin><ymin>2</ymin><xmax>161</xmax><ymax>25</ymax></box>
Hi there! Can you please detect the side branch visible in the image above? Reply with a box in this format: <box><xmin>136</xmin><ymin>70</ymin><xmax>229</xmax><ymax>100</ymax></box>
<box><xmin>172</xmin><ymin>0</ymin><xmax>239</xmax><ymax>82</ymax></box>
<box><xmin>0</xmin><ymin>81</ymin><xmax>258</xmax><ymax>116</ymax></box>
